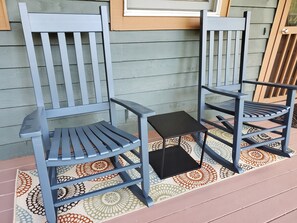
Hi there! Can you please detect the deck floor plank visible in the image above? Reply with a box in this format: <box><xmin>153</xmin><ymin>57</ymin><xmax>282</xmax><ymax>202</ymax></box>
<box><xmin>270</xmin><ymin>209</ymin><xmax>297</xmax><ymax>223</ymax></box>
<box><xmin>0</xmin><ymin>180</ymin><xmax>16</xmax><ymax>195</ymax></box>
<box><xmin>105</xmin><ymin>155</ymin><xmax>297</xmax><ymax>223</ymax></box>
<box><xmin>211</xmin><ymin>187</ymin><xmax>297</xmax><ymax>223</ymax></box>
<box><xmin>0</xmin><ymin>209</ymin><xmax>14</xmax><ymax>223</ymax></box>
<box><xmin>0</xmin><ymin>194</ymin><xmax>14</xmax><ymax>212</ymax></box>
<box><xmin>153</xmin><ymin>167</ymin><xmax>297</xmax><ymax>223</ymax></box>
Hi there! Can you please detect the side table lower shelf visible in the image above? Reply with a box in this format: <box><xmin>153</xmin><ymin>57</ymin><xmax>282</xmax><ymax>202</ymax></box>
<box><xmin>149</xmin><ymin>145</ymin><xmax>199</xmax><ymax>179</ymax></box>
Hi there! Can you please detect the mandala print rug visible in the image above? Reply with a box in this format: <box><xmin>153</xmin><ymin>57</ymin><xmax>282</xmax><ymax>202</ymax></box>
<box><xmin>14</xmin><ymin>126</ymin><xmax>293</xmax><ymax>223</ymax></box>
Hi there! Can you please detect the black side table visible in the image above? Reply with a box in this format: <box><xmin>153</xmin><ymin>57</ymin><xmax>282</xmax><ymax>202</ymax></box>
<box><xmin>148</xmin><ymin>111</ymin><xmax>208</xmax><ymax>179</ymax></box>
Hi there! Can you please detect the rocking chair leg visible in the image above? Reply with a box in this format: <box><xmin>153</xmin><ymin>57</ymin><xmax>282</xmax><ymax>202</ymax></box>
<box><xmin>232</xmin><ymin>125</ymin><xmax>243</xmax><ymax>173</ymax></box>
<box><xmin>232</xmin><ymin>100</ymin><xmax>244</xmax><ymax>173</ymax></box>
<box><xmin>32</xmin><ymin>137</ymin><xmax>56</xmax><ymax>223</ymax></box>
<box><xmin>216</xmin><ymin>115</ymin><xmax>242</xmax><ymax>173</ymax></box>
<box><xmin>138</xmin><ymin>117</ymin><xmax>153</xmax><ymax>206</ymax></box>
<box><xmin>281</xmin><ymin>90</ymin><xmax>296</xmax><ymax>155</ymax></box>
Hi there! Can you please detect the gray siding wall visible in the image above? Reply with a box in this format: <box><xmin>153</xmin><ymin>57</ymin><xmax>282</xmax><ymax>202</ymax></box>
<box><xmin>0</xmin><ymin>0</ymin><xmax>278</xmax><ymax>160</ymax></box>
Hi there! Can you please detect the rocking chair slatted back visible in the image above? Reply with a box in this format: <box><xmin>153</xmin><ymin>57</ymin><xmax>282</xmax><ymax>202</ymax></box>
<box><xmin>199</xmin><ymin>13</ymin><xmax>250</xmax><ymax>92</ymax></box>
<box><xmin>20</xmin><ymin>6</ymin><xmax>113</xmax><ymax>118</ymax></box>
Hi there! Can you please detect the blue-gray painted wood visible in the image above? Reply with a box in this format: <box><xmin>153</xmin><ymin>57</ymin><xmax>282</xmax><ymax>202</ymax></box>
<box><xmin>18</xmin><ymin>3</ymin><xmax>154</xmax><ymax>222</ymax></box>
<box><xmin>198</xmin><ymin>9</ymin><xmax>297</xmax><ymax>173</ymax></box>
<box><xmin>74</xmin><ymin>32</ymin><xmax>89</xmax><ymax>105</ymax></box>
<box><xmin>29</xmin><ymin>14</ymin><xmax>103</xmax><ymax>32</ymax></box>
<box><xmin>41</xmin><ymin>33</ymin><xmax>60</xmax><ymax>109</ymax></box>
<box><xmin>89</xmin><ymin>32</ymin><xmax>102</xmax><ymax>103</ymax></box>
<box><xmin>58</xmin><ymin>32</ymin><xmax>75</xmax><ymax>107</ymax></box>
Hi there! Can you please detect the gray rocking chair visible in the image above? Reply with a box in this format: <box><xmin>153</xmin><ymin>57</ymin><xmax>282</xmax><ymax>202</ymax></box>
<box><xmin>198</xmin><ymin>10</ymin><xmax>297</xmax><ymax>173</ymax></box>
<box><xmin>18</xmin><ymin>3</ymin><xmax>154</xmax><ymax>222</ymax></box>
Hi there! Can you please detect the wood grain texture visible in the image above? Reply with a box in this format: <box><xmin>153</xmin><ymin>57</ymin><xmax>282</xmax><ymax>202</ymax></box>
<box><xmin>0</xmin><ymin>0</ymin><xmax>10</xmax><ymax>30</ymax></box>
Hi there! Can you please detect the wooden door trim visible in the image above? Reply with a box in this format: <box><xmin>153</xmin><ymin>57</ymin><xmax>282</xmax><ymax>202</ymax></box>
<box><xmin>110</xmin><ymin>0</ymin><xmax>231</xmax><ymax>30</ymax></box>
<box><xmin>0</xmin><ymin>0</ymin><xmax>10</xmax><ymax>30</ymax></box>
<box><xmin>253</xmin><ymin>0</ymin><xmax>292</xmax><ymax>102</ymax></box>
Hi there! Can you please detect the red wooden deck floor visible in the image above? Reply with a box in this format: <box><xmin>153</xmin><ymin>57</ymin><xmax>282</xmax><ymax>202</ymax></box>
<box><xmin>1</xmin><ymin>122</ymin><xmax>297</xmax><ymax>223</ymax></box>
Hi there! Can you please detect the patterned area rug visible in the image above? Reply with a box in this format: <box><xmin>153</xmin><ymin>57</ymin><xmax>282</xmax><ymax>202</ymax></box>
<box><xmin>14</xmin><ymin>126</ymin><xmax>291</xmax><ymax>223</ymax></box>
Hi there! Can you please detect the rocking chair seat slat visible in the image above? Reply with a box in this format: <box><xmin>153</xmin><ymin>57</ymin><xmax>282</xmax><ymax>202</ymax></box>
<box><xmin>206</xmin><ymin>99</ymin><xmax>289</xmax><ymax>118</ymax></box>
<box><xmin>95</xmin><ymin>123</ymin><xmax>131</xmax><ymax>148</ymax></box>
<box><xmin>69</xmin><ymin>128</ymin><xmax>85</xmax><ymax>160</ymax></box>
<box><xmin>101</xmin><ymin>120</ymin><xmax>140</xmax><ymax>143</ymax></box>
<box><xmin>82</xmin><ymin>126</ymin><xmax>109</xmax><ymax>155</ymax></box>
<box><xmin>48</xmin><ymin>128</ymin><xmax>62</xmax><ymax>161</ymax></box>
<box><xmin>89</xmin><ymin>124</ymin><xmax>120</xmax><ymax>152</ymax></box>
<box><xmin>61</xmin><ymin>128</ymin><xmax>71</xmax><ymax>160</ymax></box>
<box><xmin>47</xmin><ymin>121</ymin><xmax>140</xmax><ymax>162</ymax></box>
<box><xmin>75</xmin><ymin>127</ymin><xmax>97</xmax><ymax>158</ymax></box>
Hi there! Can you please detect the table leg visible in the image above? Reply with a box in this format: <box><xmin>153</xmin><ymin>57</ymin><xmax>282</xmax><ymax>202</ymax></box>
<box><xmin>178</xmin><ymin>136</ymin><xmax>182</xmax><ymax>146</ymax></box>
<box><xmin>200</xmin><ymin>131</ymin><xmax>208</xmax><ymax>168</ymax></box>
<box><xmin>160</xmin><ymin>139</ymin><xmax>166</xmax><ymax>179</ymax></box>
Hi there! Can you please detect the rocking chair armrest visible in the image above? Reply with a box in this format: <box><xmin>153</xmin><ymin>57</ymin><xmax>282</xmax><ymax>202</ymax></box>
<box><xmin>19</xmin><ymin>107</ymin><xmax>45</xmax><ymax>138</ymax></box>
<box><xmin>111</xmin><ymin>98</ymin><xmax>155</xmax><ymax>118</ymax></box>
<box><xmin>202</xmin><ymin>86</ymin><xmax>248</xmax><ymax>99</ymax></box>
<box><xmin>243</xmin><ymin>80</ymin><xmax>297</xmax><ymax>91</ymax></box>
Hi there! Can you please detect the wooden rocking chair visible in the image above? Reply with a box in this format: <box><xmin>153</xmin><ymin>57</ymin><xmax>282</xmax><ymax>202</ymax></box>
<box><xmin>18</xmin><ymin>3</ymin><xmax>154</xmax><ymax>222</ymax></box>
<box><xmin>198</xmin><ymin>10</ymin><xmax>297</xmax><ymax>173</ymax></box>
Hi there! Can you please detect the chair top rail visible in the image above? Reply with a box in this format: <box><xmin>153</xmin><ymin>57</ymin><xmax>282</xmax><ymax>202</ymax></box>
<box><xmin>207</xmin><ymin>17</ymin><xmax>246</xmax><ymax>31</ymax></box>
<box><xmin>28</xmin><ymin>13</ymin><xmax>103</xmax><ymax>32</ymax></box>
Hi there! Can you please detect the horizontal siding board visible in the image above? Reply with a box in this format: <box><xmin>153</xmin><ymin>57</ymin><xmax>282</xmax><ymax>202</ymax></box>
<box><xmin>0</xmin><ymin>39</ymin><xmax>266</xmax><ymax>68</ymax></box>
<box><xmin>0</xmin><ymin>141</ymin><xmax>34</xmax><ymax>160</ymax></box>
<box><xmin>0</xmin><ymin>58</ymin><xmax>262</xmax><ymax>90</ymax></box>
<box><xmin>229</xmin><ymin>8</ymin><xmax>275</xmax><ymax>24</ymax></box>
<box><xmin>0</xmin><ymin>23</ymin><xmax>270</xmax><ymax>47</ymax></box>
<box><xmin>6</xmin><ymin>0</ymin><xmax>108</xmax><ymax>22</ymax></box>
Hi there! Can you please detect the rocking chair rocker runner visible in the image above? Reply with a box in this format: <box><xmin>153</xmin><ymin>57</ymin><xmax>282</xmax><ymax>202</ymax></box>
<box><xmin>198</xmin><ymin>10</ymin><xmax>297</xmax><ymax>173</ymax></box>
<box><xmin>18</xmin><ymin>3</ymin><xmax>154</xmax><ymax>222</ymax></box>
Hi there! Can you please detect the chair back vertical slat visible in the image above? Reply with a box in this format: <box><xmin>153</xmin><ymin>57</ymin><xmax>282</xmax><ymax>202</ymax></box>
<box><xmin>239</xmin><ymin>11</ymin><xmax>251</xmax><ymax>90</ymax></box>
<box><xmin>89</xmin><ymin>32</ymin><xmax>102</xmax><ymax>103</ymax></box>
<box><xmin>69</xmin><ymin>128</ymin><xmax>85</xmax><ymax>159</ymax></box>
<box><xmin>208</xmin><ymin>31</ymin><xmax>214</xmax><ymax>87</ymax></box>
<box><xmin>225</xmin><ymin>31</ymin><xmax>232</xmax><ymax>85</ymax></box>
<box><xmin>58</xmin><ymin>32</ymin><xmax>75</xmax><ymax>107</ymax></box>
<box><xmin>41</xmin><ymin>33</ymin><xmax>60</xmax><ymax>108</ymax></box>
<box><xmin>198</xmin><ymin>10</ymin><xmax>208</xmax><ymax>123</ymax></box>
<box><xmin>74</xmin><ymin>32</ymin><xmax>89</xmax><ymax>105</ymax></box>
<box><xmin>217</xmin><ymin>31</ymin><xmax>223</xmax><ymax>86</ymax></box>
<box><xmin>100</xmin><ymin>7</ymin><xmax>115</xmax><ymax>99</ymax></box>
<box><xmin>19</xmin><ymin>3</ymin><xmax>44</xmax><ymax>107</ymax></box>
<box><xmin>233</xmin><ymin>31</ymin><xmax>240</xmax><ymax>84</ymax></box>
<box><xmin>199</xmin><ymin>12</ymin><xmax>207</xmax><ymax>87</ymax></box>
